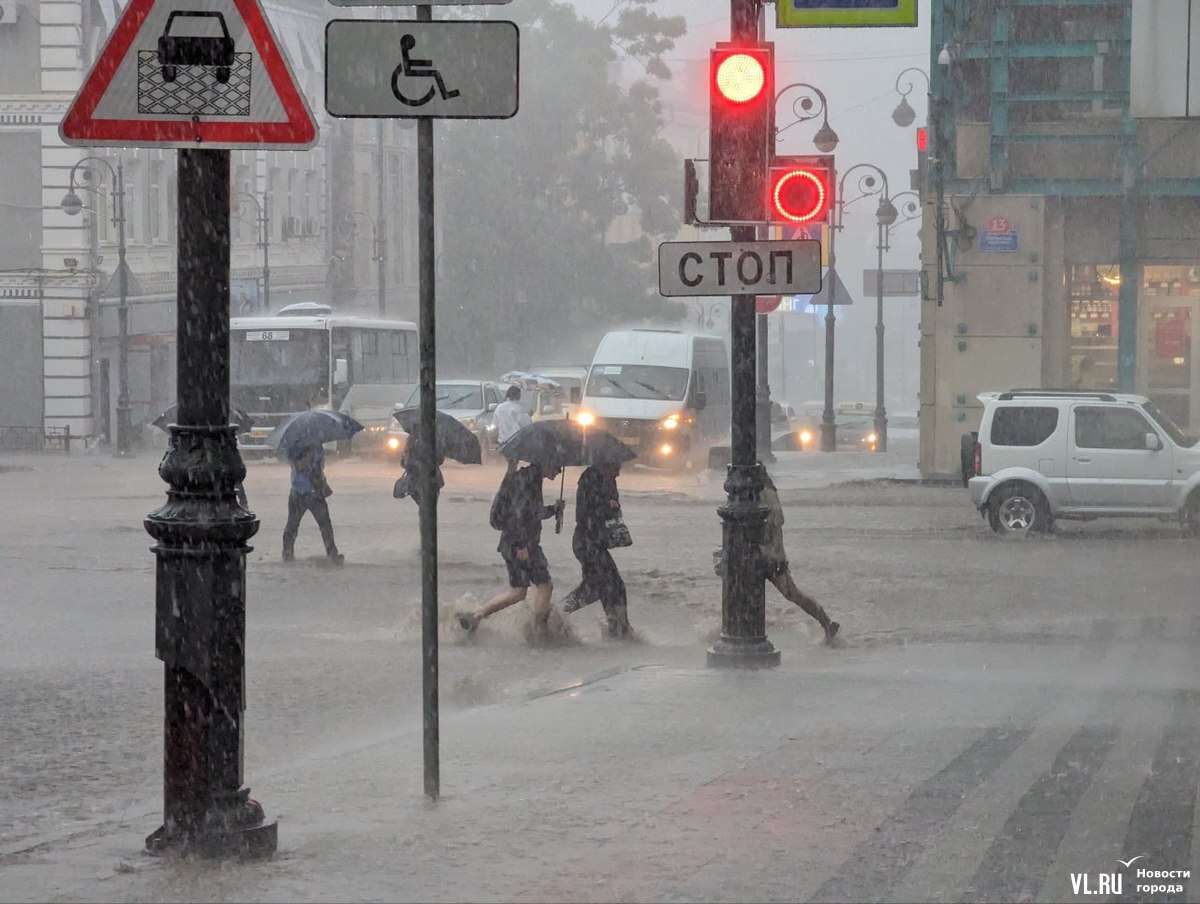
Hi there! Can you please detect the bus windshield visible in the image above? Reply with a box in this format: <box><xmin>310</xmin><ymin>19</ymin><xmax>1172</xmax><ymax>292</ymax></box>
<box><xmin>586</xmin><ymin>364</ymin><xmax>689</xmax><ymax>401</ymax></box>
<box><xmin>231</xmin><ymin>330</ymin><xmax>329</xmax><ymax>412</ymax></box>
<box><xmin>404</xmin><ymin>383</ymin><xmax>483</xmax><ymax>411</ymax></box>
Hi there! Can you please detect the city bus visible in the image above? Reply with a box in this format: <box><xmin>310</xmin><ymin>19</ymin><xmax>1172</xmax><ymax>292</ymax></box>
<box><xmin>230</xmin><ymin>313</ymin><xmax>418</xmax><ymax>455</ymax></box>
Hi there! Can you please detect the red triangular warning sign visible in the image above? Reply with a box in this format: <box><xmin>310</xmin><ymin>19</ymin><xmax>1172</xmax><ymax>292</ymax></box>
<box><xmin>61</xmin><ymin>0</ymin><xmax>317</xmax><ymax>149</ymax></box>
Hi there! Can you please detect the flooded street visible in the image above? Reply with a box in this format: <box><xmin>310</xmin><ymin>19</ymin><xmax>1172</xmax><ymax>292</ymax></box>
<box><xmin>4</xmin><ymin>441</ymin><xmax>1199</xmax><ymax>901</ymax></box>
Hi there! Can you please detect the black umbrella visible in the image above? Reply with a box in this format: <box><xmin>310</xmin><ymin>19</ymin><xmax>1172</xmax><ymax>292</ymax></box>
<box><xmin>266</xmin><ymin>409</ymin><xmax>364</xmax><ymax>458</ymax></box>
<box><xmin>151</xmin><ymin>404</ymin><xmax>255</xmax><ymax>433</ymax></box>
<box><xmin>498</xmin><ymin>419</ymin><xmax>637</xmax><ymax>470</ymax></box>
<box><xmin>392</xmin><ymin>407</ymin><xmax>483</xmax><ymax>465</ymax></box>
<box><xmin>499</xmin><ymin>419</ymin><xmax>636</xmax><ymax>534</ymax></box>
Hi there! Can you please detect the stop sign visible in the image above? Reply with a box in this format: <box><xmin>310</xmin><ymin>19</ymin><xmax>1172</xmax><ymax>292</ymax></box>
<box><xmin>756</xmin><ymin>295</ymin><xmax>782</xmax><ymax>314</ymax></box>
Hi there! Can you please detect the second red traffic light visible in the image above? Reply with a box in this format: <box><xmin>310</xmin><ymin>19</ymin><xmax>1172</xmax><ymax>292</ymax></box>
<box><xmin>767</xmin><ymin>155</ymin><xmax>834</xmax><ymax>225</ymax></box>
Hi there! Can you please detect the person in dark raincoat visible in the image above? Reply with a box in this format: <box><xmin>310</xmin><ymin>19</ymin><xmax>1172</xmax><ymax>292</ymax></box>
<box><xmin>761</xmin><ymin>469</ymin><xmax>838</xmax><ymax>643</ymax></box>
<box><xmin>394</xmin><ymin>434</ymin><xmax>444</xmax><ymax>508</ymax></box>
<box><xmin>562</xmin><ymin>462</ymin><xmax>633</xmax><ymax>639</ymax></box>
<box><xmin>457</xmin><ymin>461</ymin><xmax>564</xmax><ymax>644</ymax></box>
<box><xmin>282</xmin><ymin>442</ymin><xmax>344</xmax><ymax>565</ymax></box>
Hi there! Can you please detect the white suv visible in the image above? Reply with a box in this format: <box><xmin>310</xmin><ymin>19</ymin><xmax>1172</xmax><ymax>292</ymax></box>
<box><xmin>967</xmin><ymin>389</ymin><xmax>1200</xmax><ymax>536</ymax></box>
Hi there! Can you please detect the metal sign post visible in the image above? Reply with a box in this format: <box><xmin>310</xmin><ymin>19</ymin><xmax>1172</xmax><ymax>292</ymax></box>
<box><xmin>415</xmin><ymin>1</ymin><xmax>440</xmax><ymax>803</ymax></box>
<box><xmin>325</xmin><ymin>2</ymin><xmax>519</xmax><ymax>802</ymax></box>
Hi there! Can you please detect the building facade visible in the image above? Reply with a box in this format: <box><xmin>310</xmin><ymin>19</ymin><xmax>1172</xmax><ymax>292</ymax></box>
<box><xmin>920</xmin><ymin>0</ymin><xmax>1200</xmax><ymax>479</ymax></box>
<box><xmin>0</xmin><ymin>0</ymin><xmax>415</xmax><ymax>445</ymax></box>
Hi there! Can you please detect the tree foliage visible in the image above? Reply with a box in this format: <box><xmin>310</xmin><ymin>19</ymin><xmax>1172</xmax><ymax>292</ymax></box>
<box><xmin>436</xmin><ymin>0</ymin><xmax>687</xmax><ymax>374</ymax></box>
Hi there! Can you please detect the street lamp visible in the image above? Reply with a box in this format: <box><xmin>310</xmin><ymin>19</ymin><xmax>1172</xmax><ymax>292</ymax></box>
<box><xmin>62</xmin><ymin>156</ymin><xmax>131</xmax><ymax>456</ymax></box>
<box><xmin>771</xmin><ymin>81</ymin><xmax>840</xmax><ymax>456</ymax></box>
<box><xmin>891</xmin><ymin>67</ymin><xmax>929</xmax><ymax>128</ymax></box>
<box><xmin>233</xmin><ymin>192</ymin><xmax>269</xmax><ymax>312</ymax></box>
<box><xmin>775</xmin><ymin>82</ymin><xmax>839</xmax><ymax>152</ymax></box>
<box><xmin>824</xmin><ymin>163</ymin><xmax>890</xmax><ymax>452</ymax></box>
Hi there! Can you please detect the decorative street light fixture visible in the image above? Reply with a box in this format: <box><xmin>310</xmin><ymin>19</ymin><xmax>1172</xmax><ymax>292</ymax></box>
<box><xmin>233</xmin><ymin>191</ymin><xmax>269</xmax><ymax>312</ymax></box>
<box><xmin>62</xmin><ymin>156</ymin><xmax>132</xmax><ymax>456</ymax></box>
<box><xmin>771</xmin><ymin>81</ymin><xmax>840</xmax><ymax>455</ymax></box>
<box><xmin>775</xmin><ymin>82</ymin><xmax>839</xmax><ymax>152</ymax></box>
<box><xmin>891</xmin><ymin>67</ymin><xmax>929</xmax><ymax>128</ymax></box>
<box><xmin>826</xmin><ymin>163</ymin><xmax>890</xmax><ymax>452</ymax></box>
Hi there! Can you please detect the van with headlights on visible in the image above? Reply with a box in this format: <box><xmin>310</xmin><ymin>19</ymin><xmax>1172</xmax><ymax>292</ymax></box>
<box><xmin>577</xmin><ymin>329</ymin><xmax>730</xmax><ymax>469</ymax></box>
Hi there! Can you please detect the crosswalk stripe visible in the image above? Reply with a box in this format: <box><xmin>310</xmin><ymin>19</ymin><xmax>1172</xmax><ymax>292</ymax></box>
<box><xmin>808</xmin><ymin>726</ymin><xmax>1032</xmax><ymax>903</ymax></box>
<box><xmin>885</xmin><ymin>643</ymin><xmax>1141</xmax><ymax>904</ymax></box>
<box><xmin>1117</xmin><ymin>689</ymin><xmax>1200</xmax><ymax>904</ymax></box>
<box><xmin>1039</xmin><ymin>693</ymin><xmax>1174</xmax><ymax>903</ymax></box>
<box><xmin>962</xmin><ymin>724</ymin><xmax>1118</xmax><ymax>902</ymax></box>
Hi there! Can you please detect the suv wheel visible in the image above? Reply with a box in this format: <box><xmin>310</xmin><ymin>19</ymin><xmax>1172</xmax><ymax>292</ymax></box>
<box><xmin>1184</xmin><ymin>491</ymin><xmax>1200</xmax><ymax>537</ymax></box>
<box><xmin>988</xmin><ymin>483</ymin><xmax>1051</xmax><ymax>536</ymax></box>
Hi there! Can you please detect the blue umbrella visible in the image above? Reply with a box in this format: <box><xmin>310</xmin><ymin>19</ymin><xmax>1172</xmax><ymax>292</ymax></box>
<box><xmin>266</xmin><ymin>409</ymin><xmax>364</xmax><ymax>458</ymax></box>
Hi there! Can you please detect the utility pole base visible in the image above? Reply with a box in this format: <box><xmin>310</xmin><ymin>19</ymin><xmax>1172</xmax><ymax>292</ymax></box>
<box><xmin>707</xmin><ymin>639</ymin><xmax>782</xmax><ymax>669</ymax></box>
<box><xmin>820</xmin><ymin>419</ymin><xmax>837</xmax><ymax>452</ymax></box>
<box><xmin>145</xmin><ymin>791</ymin><xmax>277</xmax><ymax>859</ymax></box>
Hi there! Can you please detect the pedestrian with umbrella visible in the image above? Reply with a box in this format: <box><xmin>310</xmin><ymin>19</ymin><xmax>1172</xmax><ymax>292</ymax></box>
<box><xmin>152</xmin><ymin>405</ymin><xmax>255</xmax><ymax>508</ymax></box>
<box><xmin>562</xmin><ymin>458</ymin><xmax>636</xmax><ymax>639</ymax></box>
<box><xmin>457</xmin><ymin>419</ymin><xmax>635</xmax><ymax>643</ymax></box>
<box><xmin>390</xmin><ymin>406</ymin><xmax>482</xmax><ymax>507</ymax></box>
<box><xmin>267</xmin><ymin>409</ymin><xmax>362</xmax><ymax>565</ymax></box>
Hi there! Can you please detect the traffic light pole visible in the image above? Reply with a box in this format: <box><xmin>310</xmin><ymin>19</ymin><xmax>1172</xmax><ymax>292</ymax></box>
<box><xmin>709</xmin><ymin>0</ymin><xmax>779</xmax><ymax>670</ymax></box>
<box><xmin>753</xmin><ymin>5</ymin><xmax>775</xmax><ymax>465</ymax></box>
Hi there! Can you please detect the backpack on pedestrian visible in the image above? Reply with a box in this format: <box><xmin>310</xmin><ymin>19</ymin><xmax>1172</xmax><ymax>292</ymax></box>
<box><xmin>489</xmin><ymin>473</ymin><xmax>515</xmax><ymax>531</ymax></box>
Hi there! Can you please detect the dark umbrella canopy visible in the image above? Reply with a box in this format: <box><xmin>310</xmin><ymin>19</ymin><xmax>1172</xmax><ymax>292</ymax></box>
<box><xmin>498</xmin><ymin>419</ymin><xmax>636</xmax><ymax>470</ymax></box>
<box><xmin>266</xmin><ymin>409</ymin><xmax>363</xmax><ymax>458</ymax></box>
<box><xmin>152</xmin><ymin>404</ymin><xmax>255</xmax><ymax>433</ymax></box>
<box><xmin>392</xmin><ymin>407</ymin><xmax>483</xmax><ymax>465</ymax></box>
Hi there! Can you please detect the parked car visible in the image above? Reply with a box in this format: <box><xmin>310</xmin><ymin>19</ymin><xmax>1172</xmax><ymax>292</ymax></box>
<box><xmin>385</xmin><ymin>379</ymin><xmax>504</xmax><ymax>462</ymax></box>
<box><xmin>967</xmin><ymin>388</ymin><xmax>1200</xmax><ymax>536</ymax></box>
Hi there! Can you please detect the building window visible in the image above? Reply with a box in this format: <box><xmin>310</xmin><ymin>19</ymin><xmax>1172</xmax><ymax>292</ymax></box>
<box><xmin>1069</xmin><ymin>264</ymin><xmax>1119</xmax><ymax>390</ymax></box>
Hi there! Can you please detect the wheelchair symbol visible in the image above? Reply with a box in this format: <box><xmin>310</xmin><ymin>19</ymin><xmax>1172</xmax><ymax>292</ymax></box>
<box><xmin>391</xmin><ymin>34</ymin><xmax>460</xmax><ymax>107</ymax></box>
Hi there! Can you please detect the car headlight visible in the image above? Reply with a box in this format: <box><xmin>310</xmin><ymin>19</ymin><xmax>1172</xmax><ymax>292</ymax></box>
<box><xmin>576</xmin><ymin>411</ymin><xmax>595</xmax><ymax>427</ymax></box>
<box><xmin>661</xmin><ymin>414</ymin><xmax>680</xmax><ymax>430</ymax></box>
<box><xmin>387</xmin><ymin>437</ymin><xmax>401</xmax><ymax>450</ymax></box>
<box><xmin>659</xmin><ymin>442</ymin><xmax>672</xmax><ymax>455</ymax></box>
<box><xmin>799</xmin><ymin>429</ymin><xmax>812</xmax><ymax>445</ymax></box>
<box><xmin>866</xmin><ymin>433</ymin><xmax>877</xmax><ymax>444</ymax></box>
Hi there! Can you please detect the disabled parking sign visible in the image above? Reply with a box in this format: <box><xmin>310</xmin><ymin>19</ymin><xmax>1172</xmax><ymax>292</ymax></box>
<box><xmin>324</xmin><ymin>20</ymin><xmax>519</xmax><ymax>119</ymax></box>
<box><xmin>60</xmin><ymin>0</ymin><xmax>317</xmax><ymax>148</ymax></box>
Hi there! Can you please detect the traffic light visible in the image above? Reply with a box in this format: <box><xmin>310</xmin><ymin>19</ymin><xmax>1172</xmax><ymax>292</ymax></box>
<box><xmin>766</xmin><ymin>155</ymin><xmax>834</xmax><ymax>225</ymax></box>
<box><xmin>913</xmin><ymin>126</ymin><xmax>929</xmax><ymax>197</ymax></box>
<box><xmin>708</xmin><ymin>42</ymin><xmax>773</xmax><ymax>223</ymax></box>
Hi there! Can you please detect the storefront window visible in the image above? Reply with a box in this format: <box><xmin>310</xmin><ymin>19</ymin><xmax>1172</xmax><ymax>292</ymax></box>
<box><xmin>1068</xmin><ymin>264</ymin><xmax>1119</xmax><ymax>389</ymax></box>
<box><xmin>1141</xmin><ymin>265</ymin><xmax>1197</xmax><ymax>427</ymax></box>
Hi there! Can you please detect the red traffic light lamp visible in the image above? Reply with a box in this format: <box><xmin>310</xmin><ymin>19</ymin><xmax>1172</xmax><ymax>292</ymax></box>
<box><xmin>709</xmin><ymin>42</ymin><xmax>773</xmax><ymax>223</ymax></box>
<box><xmin>767</xmin><ymin>155</ymin><xmax>834</xmax><ymax>225</ymax></box>
<box><xmin>713</xmin><ymin>50</ymin><xmax>767</xmax><ymax>105</ymax></box>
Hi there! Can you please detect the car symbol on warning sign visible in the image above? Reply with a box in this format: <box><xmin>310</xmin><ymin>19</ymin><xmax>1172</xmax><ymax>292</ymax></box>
<box><xmin>157</xmin><ymin>11</ymin><xmax>236</xmax><ymax>84</ymax></box>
